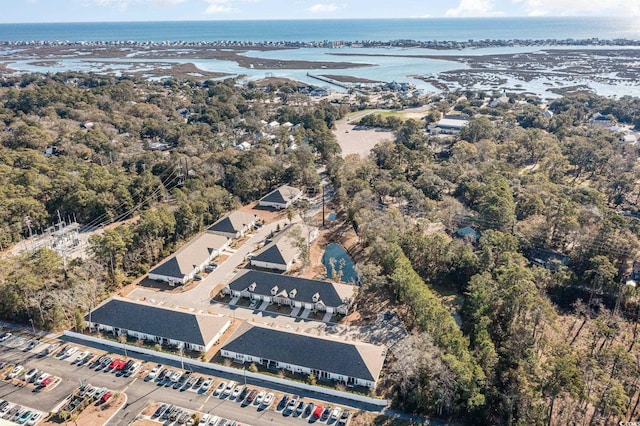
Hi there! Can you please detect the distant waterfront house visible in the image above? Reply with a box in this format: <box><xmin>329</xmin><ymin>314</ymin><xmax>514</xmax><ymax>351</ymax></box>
<box><xmin>429</xmin><ymin>114</ymin><xmax>469</xmax><ymax>135</ymax></box>
<box><xmin>590</xmin><ymin>112</ymin><xmax>615</xmax><ymax>128</ymax></box>
<box><xmin>258</xmin><ymin>185</ymin><xmax>302</xmax><ymax>210</ymax></box>
<box><xmin>86</xmin><ymin>298</ymin><xmax>231</xmax><ymax>352</ymax></box>
<box><xmin>220</xmin><ymin>322</ymin><xmax>385</xmax><ymax>388</ymax></box>
<box><xmin>223</xmin><ymin>269</ymin><xmax>355</xmax><ymax>315</ymax></box>
<box><xmin>148</xmin><ymin>233</ymin><xmax>229</xmax><ymax>285</ymax></box>
<box><xmin>250</xmin><ymin>224</ymin><xmax>319</xmax><ymax>271</ymax></box>
<box><xmin>207</xmin><ymin>211</ymin><xmax>257</xmax><ymax>240</ymax></box>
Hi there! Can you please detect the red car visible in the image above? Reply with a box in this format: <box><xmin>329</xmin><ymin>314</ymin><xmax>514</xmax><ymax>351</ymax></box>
<box><xmin>108</xmin><ymin>359</ymin><xmax>126</xmax><ymax>371</ymax></box>
<box><xmin>40</xmin><ymin>376</ymin><xmax>54</xmax><ymax>387</ymax></box>
<box><xmin>101</xmin><ymin>391</ymin><xmax>113</xmax><ymax>403</ymax></box>
<box><xmin>313</xmin><ymin>405</ymin><xmax>324</xmax><ymax>419</ymax></box>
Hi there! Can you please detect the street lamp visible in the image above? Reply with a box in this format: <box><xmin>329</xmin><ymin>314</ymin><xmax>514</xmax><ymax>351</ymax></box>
<box><xmin>29</xmin><ymin>318</ymin><xmax>35</xmax><ymax>335</ymax></box>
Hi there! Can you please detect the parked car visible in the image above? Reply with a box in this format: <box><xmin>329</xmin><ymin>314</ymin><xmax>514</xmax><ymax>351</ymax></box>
<box><xmin>198</xmin><ymin>414</ymin><xmax>210</xmax><ymax>426</ymax></box>
<box><xmin>8</xmin><ymin>365</ymin><xmax>24</xmax><ymax>379</ymax></box>
<box><xmin>73</xmin><ymin>351</ymin><xmax>87</xmax><ymax>363</ymax></box>
<box><xmin>161</xmin><ymin>405</ymin><xmax>174</xmax><ymax>420</ymax></box>
<box><xmin>100</xmin><ymin>392</ymin><xmax>113</xmax><ymax>403</ymax></box>
<box><xmin>183</xmin><ymin>375</ymin><xmax>197</xmax><ymax>390</ymax></box>
<box><xmin>230</xmin><ymin>384</ymin><xmax>243</xmax><ymax>399</ymax></box>
<box><xmin>0</xmin><ymin>401</ymin><xmax>7</xmax><ymax>412</ymax></box>
<box><xmin>312</xmin><ymin>405</ymin><xmax>324</xmax><ymax>420</ymax></box>
<box><xmin>43</xmin><ymin>343</ymin><xmax>59</xmax><ymax>357</ymax></box>
<box><xmin>26</xmin><ymin>412</ymin><xmax>42</xmax><ymax>426</ymax></box>
<box><xmin>320</xmin><ymin>406</ymin><xmax>332</xmax><ymax>422</ymax></box>
<box><xmin>302</xmin><ymin>402</ymin><xmax>314</xmax><ymax>418</ymax></box>
<box><xmin>6</xmin><ymin>405</ymin><xmax>22</xmax><ymax>420</ymax></box>
<box><xmin>254</xmin><ymin>390</ymin><xmax>266</xmax><ymax>405</ymax></box>
<box><xmin>125</xmin><ymin>362</ymin><xmax>141</xmax><ymax>377</ymax></box>
<box><xmin>213</xmin><ymin>381</ymin><xmax>226</xmax><ymax>396</ymax></box>
<box><xmin>170</xmin><ymin>371</ymin><xmax>183</xmax><ymax>383</ymax></box>
<box><xmin>169</xmin><ymin>408</ymin><xmax>182</xmax><ymax>422</ymax></box>
<box><xmin>25</xmin><ymin>340</ymin><xmax>37</xmax><ymax>351</ymax></box>
<box><xmin>23</xmin><ymin>368</ymin><xmax>38</xmax><ymax>382</ymax></box>
<box><xmin>193</xmin><ymin>376</ymin><xmax>204</xmax><ymax>389</ymax></box>
<box><xmin>237</xmin><ymin>386</ymin><xmax>249</xmax><ymax>401</ymax></box>
<box><xmin>153</xmin><ymin>404</ymin><xmax>167</xmax><ymax>418</ymax></box>
<box><xmin>337</xmin><ymin>409</ymin><xmax>351</xmax><ymax>426</ymax></box>
<box><xmin>122</xmin><ymin>360</ymin><xmax>134</xmax><ymax>371</ymax></box>
<box><xmin>0</xmin><ymin>402</ymin><xmax>12</xmax><ymax>416</ymax></box>
<box><xmin>284</xmin><ymin>395</ymin><xmax>299</xmax><ymax>415</ymax></box>
<box><xmin>245</xmin><ymin>389</ymin><xmax>258</xmax><ymax>404</ymax></box>
<box><xmin>295</xmin><ymin>400</ymin><xmax>306</xmax><ymax>416</ymax></box>
<box><xmin>177</xmin><ymin>411</ymin><xmax>190</xmax><ymax>424</ymax></box>
<box><xmin>262</xmin><ymin>392</ymin><xmax>274</xmax><ymax>408</ymax></box>
<box><xmin>64</xmin><ymin>346</ymin><xmax>78</xmax><ymax>357</ymax></box>
<box><xmin>79</xmin><ymin>352</ymin><xmax>94</xmax><ymax>365</ymax></box>
<box><xmin>0</xmin><ymin>332</ymin><xmax>12</xmax><ymax>342</ymax></box>
<box><xmin>17</xmin><ymin>410</ymin><xmax>32</xmax><ymax>424</ymax></box>
<box><xmin>330</xmin><ymin>407</ymin><xmax>341</xmax><ymax>421</ymax></box>
<box><xmin>40</xmin><ymin>376</ymin><xmax>54</xmax><ymax>387</ymax></box>
<box><xmin>207</xmin><ymin>415</ymin><xmax>220</xmax><ymax>426</ymax></box>
<box><xmin>11</xmin><ymin>408</ymin><xmax>25</xmax><ymax>422</ymax></box>
<box><xmin>222</xmin><ymin>381</ymin><xmax>236</xmax><ymax>397</ymax></box>
<box><xmin>194</xmin><ymin>274</ymin><xmax>203</xmax><ymax>281</ymax></box>
<box><xmin>157</xmin><ymin>368</ymin><xmax>168</xmax><ymax>381</ymax></box>
<box><xmin>148</xmin><ymin>364</ymin><xmax>162</xmax><ymax>380</ymax></box>
<box><xmin>94</xmin><ymin>388</ymin><xmax>108</xmax><ymax>400</ymax></box>
<box><xmin>201</xmin><ymin>378</ymin><xmax>213</xmax><ymax>393</ymax></box>
<box><xmin>276</xmin><ymin>394</ymin><xmax>289</xmax><ymax>411</ymax></box>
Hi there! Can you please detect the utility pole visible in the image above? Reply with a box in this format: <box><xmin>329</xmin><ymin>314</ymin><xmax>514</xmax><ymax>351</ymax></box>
<box><xmin>322</xmin><ymin>184</ymin><xmax>326</xmax><ymax>227</ymax></box>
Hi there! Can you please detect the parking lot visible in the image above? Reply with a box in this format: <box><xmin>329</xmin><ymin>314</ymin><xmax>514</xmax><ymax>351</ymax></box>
<box><xmin>0</xmin><ymin>332</ymin><xmax>354</xmax><ymax>426</ymax></box>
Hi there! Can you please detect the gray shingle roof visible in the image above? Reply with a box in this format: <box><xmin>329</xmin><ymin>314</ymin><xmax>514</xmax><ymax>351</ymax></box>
<box><xmin>259</xmin><ymin>185</ymin><xmax>301</xmax><ymax>205</ymax></box>
<box><xmin>252</xmin><ymin>244</ymin><xmax>288</xmax><ymax>265</ymax></box>
<box><xmin>207</xmin><ymin>211</ymin><xmax>256</xmax><ymax>235</ymax></box>
<box><xmin>149</xmin><ymin>233</ymin><xmax>229</xmax><ymax>280</ymax></box>
<box><xmin>222</xmin><ymin>322</ymin><xmax>385</xmax><ymax>382</ymax></box>
<box><xmin>85</xmin><ymin>298</ymin><xmax>230</xmax><ymax>347</ymax></box>
<box><xmin>228</xmin><ymin>270</ymin><xmax>354</xmax><ymax>308</ymax></box>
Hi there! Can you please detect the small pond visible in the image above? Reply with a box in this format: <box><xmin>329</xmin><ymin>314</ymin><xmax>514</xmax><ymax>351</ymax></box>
<box><xmin>322</xmin><ymin>243</ymin><xmax>359</xmax><ymax>284</ymax></box>
<box><xmin>327</xmin><ymin>212</ymin><xmax>337</xmax><ymax>221</ymax></box>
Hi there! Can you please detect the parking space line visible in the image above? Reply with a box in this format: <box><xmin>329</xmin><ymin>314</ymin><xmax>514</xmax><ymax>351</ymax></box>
<box><xmin>198</xmin><ymin>392</ymin><xmax>213</xmax><ymax>411</ymax></box>
<box><xmin>121</xmin><ymin>377</ymin><xmax>137</xmax><ymax>393</ymax></box>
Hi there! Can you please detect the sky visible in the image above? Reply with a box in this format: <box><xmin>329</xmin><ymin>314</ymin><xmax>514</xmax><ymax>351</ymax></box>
<box><xmin>2</xmin><ymin>0</ymin><xmax>639</xmax><ymax>23</ymax></box>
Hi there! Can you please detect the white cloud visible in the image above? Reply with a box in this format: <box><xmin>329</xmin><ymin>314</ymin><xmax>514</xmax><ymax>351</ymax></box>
<box><xmin>445</xmin><ymin>0</ymin><xmax>502</xmax><ymax>17</ymax></box>
<box><xmin>203</xmin><ymin>0</ymin><xmax>235</xmax><ymax>14</ymax></box>
<box><xmin>514</xmin><ymin>0</ymin><xmax>640</xmax><ymax>16</ymax></box>
<box><xmin>307</xmin><ymin>3</ymin><xmax>342</xmax><ymax>13</ymax></box>
<box><xmin>92</xmin><ymin>0</ymin><xmax>186</xmax><ymax>8</ymax></box>
<box><xmin>202</xmin><ymin>0</ymin><xmax>261</xmax><ymax>15</ymax></box>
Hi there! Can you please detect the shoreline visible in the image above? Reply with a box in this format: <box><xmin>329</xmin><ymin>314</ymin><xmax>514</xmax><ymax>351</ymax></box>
<box><xmin>2</xmin><ymin>38</ymin><xmax>639</xmax><ymax>50</ymax></box>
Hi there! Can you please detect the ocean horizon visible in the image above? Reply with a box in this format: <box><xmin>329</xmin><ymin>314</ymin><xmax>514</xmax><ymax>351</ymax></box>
<box><xmin>0</xmin><ymin>17</ymin><xmax>638</xmax><ymax>43</ymax></box>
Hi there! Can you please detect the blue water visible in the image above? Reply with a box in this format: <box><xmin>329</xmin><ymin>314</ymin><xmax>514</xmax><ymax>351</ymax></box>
<box><xmin>327</xmin><ymin>212</ymin><xmax>337</xmax><ymax>221</ymax></box>
<box><xmin>323</xmin><ymin>243</ymin><xmax>359</xmax><ymax>284</ymax></box>
<box><xmin>0</xmin><ymin>18</ymin><xmax>638</xmax><ymax>43</ymax></box>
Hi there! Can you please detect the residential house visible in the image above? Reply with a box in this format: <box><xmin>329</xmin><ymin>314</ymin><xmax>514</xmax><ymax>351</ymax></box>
<box><xmin>530</xmin><ymin>249</ymin><xmax>570</xmax><ymax>271</ymax></box>
<box><xmin>220</xmin><ymin>322</ymin><xmax>386</xmax><ymax>389</ymax></box>
<box><xmin>589</xmin><ymin>112</ymin><xmax>615</xmax><ymax>128</ymax></box>
<box><xmin>455</xmin><ymin>226</ymin><xmax>480</xmax><ymax>242</ymax></box>
<box><xmin>223</xmin><ymin>269</ymin><xmax>355</xmax><ymax>315</ymax></box>
<box><xmin>207</xmin><ymin>211</ymin><xmax>258</xmax><ymax>240</ymax></box>
<box><xmin>429</xmin><ymin>114</ymin><xmax>469</xmax><ymax>135</ymax></box>
<box><xmin>148</xmin><ymin>233</ymin><xmax>229</xmax><ymax>285</ymax></box>
<box><xmin>86</xmin><ymin>298</ymin><xmax>231</xmax><ymax>352</ymax></box>
<box><xmin>250</xmin><ymin>223</ymin><xmax>318</xmax><ymax>271</ymax></box>
<box><xmin>258</xmin><ymin>185</ymin><xmax>302</xmax><ymax>210</ymax></box>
